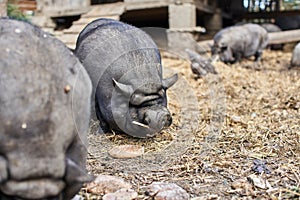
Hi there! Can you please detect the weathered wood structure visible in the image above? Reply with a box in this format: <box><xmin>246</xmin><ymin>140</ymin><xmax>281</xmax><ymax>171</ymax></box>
<box><xmin>7</xmin><ymin>0</ymin><xmax>300</xmax><ymax>51</ymax></box>
<box><xmin>27</xmin><ymin>0</ymin><xmax>222</xmax><ymax>50</ymax></box>
<box><xmin>35</xmin><ymin>0</ymin><xmax>89</xmax><ymax>17</ymax></box>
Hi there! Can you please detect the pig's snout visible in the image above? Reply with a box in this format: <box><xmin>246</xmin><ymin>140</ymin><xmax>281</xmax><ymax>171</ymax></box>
<box><xmin>143</xmin><ymin>108</ymin><xmax>172</xmax><ymax>130</ymax></box>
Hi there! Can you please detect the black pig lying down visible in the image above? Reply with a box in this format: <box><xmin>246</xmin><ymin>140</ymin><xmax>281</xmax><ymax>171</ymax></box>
<box><xmin>212</xmin><ymin>23</ymin><xmax>268</xmax><ymax>63</ymax></box>
<box><xmin>75</xmin><ymin>18</ymin><xmax>178</xmax><ymax>138</ymax></box>
<box><xmin>0</xmin><ymin>19</ymin><xmax>92</xmax><ymax>200</ymax></box>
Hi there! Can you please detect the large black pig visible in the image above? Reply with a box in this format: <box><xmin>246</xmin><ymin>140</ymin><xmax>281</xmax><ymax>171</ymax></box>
<box><xmin>0</xmin><ymin>19</ymin><xmax>92</xmax><ymax>199</ymax></box>
<box><xmin>212</xmin><ymin>23</ymin><xmax>268</xmax><ymax>63</ymax></box>
<box><xmin>75</xmin><ymin>18</ymin><xmax>178</xmax><ymax>138</ymax></box>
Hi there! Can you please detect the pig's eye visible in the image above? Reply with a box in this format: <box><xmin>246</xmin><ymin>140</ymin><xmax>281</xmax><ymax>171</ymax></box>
<box><xmin>130</xmin><ymin>93</ymin><xmax>160</xmax><ymax>106</ymax></box>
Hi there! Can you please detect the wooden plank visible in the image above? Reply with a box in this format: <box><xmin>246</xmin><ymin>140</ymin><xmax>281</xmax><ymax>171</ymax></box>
<box><xmin>43</xmin><ymin>7</ymin><xmax>90</xmax><ymax>17</ymax></box>
<box><xmin>82</xmin><ymin>3</ymin><xmax>125</xmax><ymax>17</ymax></box>
<box><xmin>268</xmin><ymin>29</ymin><xmax>300</xmax><ymax>44</ymax></box>
<box><xmin>73</xmin><ymin>17</ymin><xmax>100</xmax><ymax>25</ymax></box>
<box><xmin>125</xmin><ymin>0</ymin><xmax>170</xmax><ymax>11</ymax></box>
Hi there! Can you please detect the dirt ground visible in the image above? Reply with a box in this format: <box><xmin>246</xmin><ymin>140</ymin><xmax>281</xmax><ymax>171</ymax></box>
<box><xmin>81</xmin><ymin>48</ymin><xmax>300</xmax><ymax>199</ymax></box>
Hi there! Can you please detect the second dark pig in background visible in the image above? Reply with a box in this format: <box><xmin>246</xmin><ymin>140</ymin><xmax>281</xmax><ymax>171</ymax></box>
<box><xmin>211</xmin><ymin>23</ymin><xmax>268</xmax><ymax>64</ymax></box>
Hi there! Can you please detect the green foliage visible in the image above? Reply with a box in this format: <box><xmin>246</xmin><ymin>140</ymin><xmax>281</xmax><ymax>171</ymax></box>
<box><xmin>7</xmin><ymin>3</ymin><xmax>28</xmax><ymax>21</ymax></box>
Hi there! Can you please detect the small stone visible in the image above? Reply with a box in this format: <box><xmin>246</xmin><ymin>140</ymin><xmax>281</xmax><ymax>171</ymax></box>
<box><xmin>43</xmin><ymin>33</ymin><xmax>47</xmax><ymax>38</ymax></box>
<box><xmin>251</xmin><ymin>112</ymin><xmax>257</xmax><ymax>118</ymax></box>
<box><xmin>108</xmin><ymin>144</ymin><xmax>144</xmax><ymax>159</ymax></box>
<box><xmin>247</xmin><ymin>174</ymin><xmax>272</xmax><ymax>189</ymax></box>
<box><xmin>103</xmin><ymin>188</ymin><xmax>138</xmax><ymax>200</ymax></box>
<box><xmin>143</xmin><ymin>182</ymin><xmax>189</xmax><ymax>200</ymax></box>
<box><xmin>86</xmin><ymin>175</ymin><xmax>131</xmax><ymax>195</ymax></box>
<box><xmin>231</xmin><ymin>115</ymin><xmax>241</xmax><ymax>122</ymax></box>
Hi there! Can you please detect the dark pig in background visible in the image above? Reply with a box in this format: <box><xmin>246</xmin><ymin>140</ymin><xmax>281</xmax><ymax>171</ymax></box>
<box><xmin>260</xmin><ymin>23</ymin><xmax>283</xmax><ymax>50</ymax></box>
<box><xmin>0</xmin><ymin>19</ymin><xmax>92</xmax><ymax>200</ymax></box>
<box><xmin>275</xmin><ymin>15</ymin><xmax>300</xmax><ymax>31</ymax></box>
<box><xmin>212</xmin><ymin>23</ymin><xmax>268</xmax><ymax>63</ymax></box>
<box><xmin>75</xmin><ymin>18</ymin><xmax>178</xmax><ymax>138</ymax></box>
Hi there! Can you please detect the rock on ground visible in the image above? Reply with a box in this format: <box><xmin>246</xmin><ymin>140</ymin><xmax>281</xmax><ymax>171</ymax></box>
<box><xmin>108</xmin><ymin>145</ymin><xmax>144</xmax><ymax>159</ymax></box>
<box><xmin>142</xmin><ymin>182</ymin><xmax>189</xmax><ymax>200</ymax></box>
<box><xmin>86</xmin><ymin>175</ymin><xmax>132</xmax><ymax>195</ymax></box>
<box><xmin>103</xmin><ymin>188</ymin><xmax>138</xmax><ymax>200</ymax></box>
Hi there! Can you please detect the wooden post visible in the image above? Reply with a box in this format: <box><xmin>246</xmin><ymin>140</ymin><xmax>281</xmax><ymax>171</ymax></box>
<box><xmin>169</xmin><ymin>3</ymin><xmax>196</xmax><ymax>29</ymax></box>
<box><xmin>204</xmin><ymin>8</ymin><xmax>222</xmax><ymax>35</ymax></box>
<box><xmin>0</xmin><ymin>0</ymin><xmax>7</xmax><ymax>17</ymax></box>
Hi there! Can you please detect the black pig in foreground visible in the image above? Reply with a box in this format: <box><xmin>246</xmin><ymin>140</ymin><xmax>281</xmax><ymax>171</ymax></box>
<box><xmin>75</xmin><ymin>18</ymin><xmax>178</xmax><ymax>138</ymax></box>
<box><xmin>212</xmin><ymin>23</ymin><xmax>268</xmax><ymax>63</ymax></box>
<box><xmin>0</xmin><ymin>19</ymin><xmax>92</xmax><ymax>199</ymax></box>
<box><xmin>291</xmin><ymin>42</ymin><xmax>300</xmax><ymax>68</ymax></box>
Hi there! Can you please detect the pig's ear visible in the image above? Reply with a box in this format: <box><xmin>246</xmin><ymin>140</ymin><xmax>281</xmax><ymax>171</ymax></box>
<box><xmin>162</xmin><ymin>74</ymin><xmax>178</xmax><ymax>89</ymax></box>
<box><xmin>113</xmin><ymin>78</ymin><xmax>133</xmax><ymax>96</ymax></box>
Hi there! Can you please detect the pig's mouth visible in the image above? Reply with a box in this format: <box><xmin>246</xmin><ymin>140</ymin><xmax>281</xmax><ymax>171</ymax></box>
<box><xmin>129</xmin><ymin>120</ymin><xmax>157</xmax><ymax>137</ymax></box>
<box><xmin>0</xmin><ymin>178</ymin><xmax>65</xmax><ymax>199</ymax></box>
<box><xmin>127</xmin><ymin>109</ymin><xmax>172</xmax><ymax>138</ymax></box>
<box><xmin>131</xmin><ymin>120</ymin><xmax>159</xmax><ymax>137</ymax></box>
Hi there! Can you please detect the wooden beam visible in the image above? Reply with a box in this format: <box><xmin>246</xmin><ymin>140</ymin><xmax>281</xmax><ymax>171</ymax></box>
<box><xmin>268</xmin><ymin>29</ymin><xmax>300</xmax><ymax>44</ymax></box>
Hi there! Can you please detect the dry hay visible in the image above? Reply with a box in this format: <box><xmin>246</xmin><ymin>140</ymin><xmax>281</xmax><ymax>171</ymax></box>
<box><xmin>82</xmin><ymin>49</ymin><xmax>300</xmax><ymax>199</ymax></box>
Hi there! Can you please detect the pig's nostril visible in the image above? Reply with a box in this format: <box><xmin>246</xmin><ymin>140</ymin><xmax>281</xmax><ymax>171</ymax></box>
<box><xmin>144</xmin><ymin>116</ymin><xmax>151</xmax><ymax>125</ymax></box>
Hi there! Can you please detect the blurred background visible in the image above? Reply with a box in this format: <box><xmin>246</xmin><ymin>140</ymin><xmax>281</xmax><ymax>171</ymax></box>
<box><xmin>1</xmin><ymin>0</ymin><xmax>300</xmax><ymax>49</ymax></box>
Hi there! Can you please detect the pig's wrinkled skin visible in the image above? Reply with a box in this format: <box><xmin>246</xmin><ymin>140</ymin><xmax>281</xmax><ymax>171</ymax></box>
<box><xmin>0</xmin><ymin>19</ymin><xmax>92</xmax><ymax>199</ymax></box>
<box><xmin>75</xmin><ymin>18</ymin><xmax>178</xmax><ymax>138</ymax></box>
<box><xmin>212</xmin><ymin>23</ymin><xmax>268</xmax><ymax>63</ymax></box>
<box><xmin>291</xmin><ymin>42</ymin><xmax>300</xmax><ymax>68</ymax></box>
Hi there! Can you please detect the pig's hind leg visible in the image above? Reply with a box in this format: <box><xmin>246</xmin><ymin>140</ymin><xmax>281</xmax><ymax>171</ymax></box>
<box><xmin>252</xmin><ymin>51</ymin><xmax>264</xmax><ymax>70</ymax></box>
